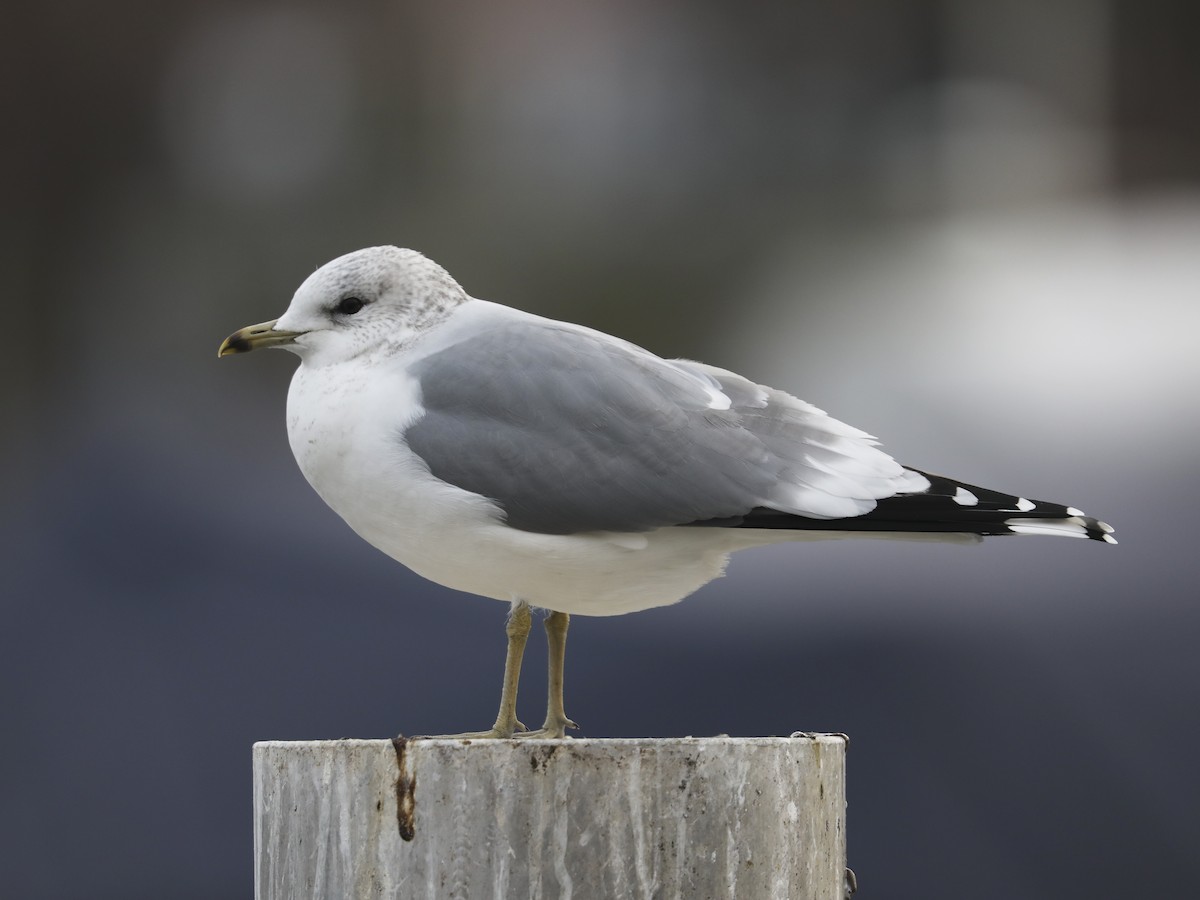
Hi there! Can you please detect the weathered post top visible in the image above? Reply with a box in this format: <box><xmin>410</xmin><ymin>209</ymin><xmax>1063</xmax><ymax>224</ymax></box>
<box><xmin>254</xmin><ymin>735</ymin><xmax>848</xmax><ymax>900</ymax></box>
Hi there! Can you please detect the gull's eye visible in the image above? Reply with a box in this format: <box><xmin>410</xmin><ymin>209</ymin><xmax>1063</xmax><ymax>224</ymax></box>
<box><xmin>334</xmin><ymin>296</ymin><xmax>365</xmax><ymax>316</ymax></box>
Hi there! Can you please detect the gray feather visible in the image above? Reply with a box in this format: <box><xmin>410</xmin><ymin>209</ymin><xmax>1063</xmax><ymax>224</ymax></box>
<box><xmin>404</xmin><ymin>322</ymin><xmax>780</xmax><ymax>533</ymax></box>
<box><xmin>403</xmin><ymin>314</ymin><xmax>925</xmax><ymax>534</ymax></box>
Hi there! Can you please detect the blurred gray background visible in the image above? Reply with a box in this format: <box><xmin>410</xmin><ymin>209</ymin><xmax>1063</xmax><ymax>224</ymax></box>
<box><xmin>3</xmin><ymin>1</ymin><xmax>1197</xmax><ymax>898</ymax></box>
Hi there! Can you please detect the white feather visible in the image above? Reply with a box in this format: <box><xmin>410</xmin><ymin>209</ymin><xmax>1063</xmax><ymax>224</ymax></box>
<box><xmin>1004</xmin><ymin>519</ymin><xmax>1089</xmax><ymax>538</ymax></box>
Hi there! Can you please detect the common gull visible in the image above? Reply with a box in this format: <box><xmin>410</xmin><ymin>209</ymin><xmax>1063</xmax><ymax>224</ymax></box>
<box><xmin>219</xmin><ymin>246</ymin><xmax>1114</xmax><ymax>738</ymax></box>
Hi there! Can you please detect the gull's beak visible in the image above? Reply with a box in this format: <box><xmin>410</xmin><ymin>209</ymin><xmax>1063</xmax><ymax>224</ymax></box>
<box><xmin>218</xmin><ymin>320</ymin><xmax>303</xmax><ymax>357</ymax></box>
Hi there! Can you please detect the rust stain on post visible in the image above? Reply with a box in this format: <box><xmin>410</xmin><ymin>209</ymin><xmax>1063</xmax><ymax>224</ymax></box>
<box><xmin>391</xmin><ymin>735</ymin><xmax>417</xmax><ymax>841</ymax></box>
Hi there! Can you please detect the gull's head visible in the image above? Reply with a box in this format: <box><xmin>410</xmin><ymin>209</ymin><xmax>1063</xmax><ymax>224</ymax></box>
<box><xmin>218</xmin><ymin>246</ymin><xmax>467</xmax><ymax>365</ymax></box>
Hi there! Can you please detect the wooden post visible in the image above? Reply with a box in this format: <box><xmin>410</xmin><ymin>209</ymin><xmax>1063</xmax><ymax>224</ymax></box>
<box><xmin>254</xmin><ymin>735</ymin><xmax>848</xmax><ymax>899</ymax></box>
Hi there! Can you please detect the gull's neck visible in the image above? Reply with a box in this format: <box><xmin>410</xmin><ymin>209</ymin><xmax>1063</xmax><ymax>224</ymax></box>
<box><xmin>378</xmin><ymin>274</ymin><xmax>472</xmax><ymax>355</ymax></box>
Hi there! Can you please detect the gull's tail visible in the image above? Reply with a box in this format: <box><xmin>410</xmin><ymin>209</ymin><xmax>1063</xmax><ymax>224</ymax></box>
<box><xmin>714</xmin><ymin>470</ymin><xmax>1116</xmax><ymax>543</ymax></box>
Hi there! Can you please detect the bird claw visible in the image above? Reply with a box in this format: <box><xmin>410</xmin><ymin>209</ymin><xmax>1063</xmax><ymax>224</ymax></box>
<box><xmin>416</xmin><ymin>716</ymin><xmax>528</xmax><ymax>741</ymax></box>
<box><xmin>510</xmin><ymin>715</ymin><xmax>578</xmax><ymax>740</ymax></box>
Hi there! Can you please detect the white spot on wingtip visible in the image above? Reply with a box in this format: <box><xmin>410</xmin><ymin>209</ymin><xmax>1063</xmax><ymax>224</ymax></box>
<box><xmin>1015</xmin><ymin>497</ymin><xmax>1036</xmax><ymax>512</ymax></box>
<box><xmin>1103</xmin><ymin>534</ymin><xmax>1118</xmax><ymax>544</ymax></box>
<box><xmin>953</xmin><ymin>487</ymin><xmax>978</xmax><ymax>506</ymax></box>
<box><xmin>1099</xmin><ymin>521</ymin><xmax>1114</xmax><ymax>534</ymax></box>
<box><xmin>1066</xmin><ymin>506</ymin><xmax>1085</xmax><ymax>517</ymax></box>
<box><xmin>1005</xmin><ymin>518</ymin><xmax>1088</xmax><ymax>538</ymax></box>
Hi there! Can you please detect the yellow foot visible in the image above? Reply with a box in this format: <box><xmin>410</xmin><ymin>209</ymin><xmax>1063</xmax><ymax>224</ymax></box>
<box><xmin>511</xmin><ymin>714</ymin><xmax>579</xmax><ymax>740</ymax></box>
<box><xmin>416</xmin><ymin>718</ymin><xmax>528</xmax><ymax>740</ymax></box>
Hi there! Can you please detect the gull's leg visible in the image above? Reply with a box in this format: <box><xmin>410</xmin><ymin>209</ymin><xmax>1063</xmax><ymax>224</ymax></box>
<box><xmin>541</xmin><ymin>611</ymin><xmax>578</xmax><ymax>735</ymax></box>
<box><xmin>489</xmin><ymin>601</ymin><xmax>533</xmax><ymax>736</ymax></box>
<box><xmin>419</xmin><ymin>601</ymin><xmax>532</xmax><ymax>739</ymax></box>
<box><xmin>514</xmin><ymin>610</ymin><xmax>578</xmax><ymax>739</ymax></box>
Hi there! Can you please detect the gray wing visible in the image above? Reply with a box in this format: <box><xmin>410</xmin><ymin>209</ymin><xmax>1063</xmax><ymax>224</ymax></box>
<box><xmin>404</xmin><ymin>318</ymin><xmax>925</xmax><ymax>534</ymax></box>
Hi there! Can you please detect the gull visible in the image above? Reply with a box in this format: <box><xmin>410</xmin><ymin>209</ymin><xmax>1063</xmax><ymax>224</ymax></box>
<box><xmin>219</xmin><ymin>246</ymin><xmax>1115</xmax><ymax>738</ymax></box>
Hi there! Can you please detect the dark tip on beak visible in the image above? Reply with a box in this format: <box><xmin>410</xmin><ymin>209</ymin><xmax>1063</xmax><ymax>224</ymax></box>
<box><xmin>219</xmin><ymin>334</ymin><xmax>253</xmax><ymax>356</ymax></box>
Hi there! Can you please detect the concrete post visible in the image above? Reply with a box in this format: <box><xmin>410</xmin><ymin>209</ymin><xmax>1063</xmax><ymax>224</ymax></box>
<box><xmin>254</xmin><ymin>735</ymin><xmax>847</xmax><ymax>899</ymax></box>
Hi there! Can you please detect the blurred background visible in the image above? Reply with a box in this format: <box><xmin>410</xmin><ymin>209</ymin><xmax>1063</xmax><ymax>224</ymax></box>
<box><xmin>3</xmin><ymin>1</ymin><xmax>1197</xmax><ymax>897</ymax></box>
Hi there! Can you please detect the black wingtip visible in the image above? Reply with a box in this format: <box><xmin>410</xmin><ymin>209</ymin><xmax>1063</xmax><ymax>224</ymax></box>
<box><xmin>687</xmin><ymin>469</ymin><xmax>1116</xmax><ymax>543</ymax></box>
